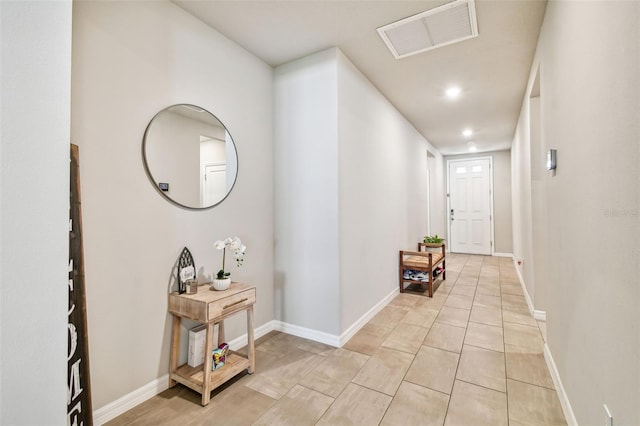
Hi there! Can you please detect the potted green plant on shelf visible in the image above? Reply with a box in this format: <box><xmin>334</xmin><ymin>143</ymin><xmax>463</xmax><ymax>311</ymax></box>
<box><xmin>212</xmin><ymin>236</ymin><xmax>246</xmax><ymax>291</ymax></box>
<box><xmin>423</xmin><ymin>234</ymin><xmax>445</xmax><ymax>247</ymax></box>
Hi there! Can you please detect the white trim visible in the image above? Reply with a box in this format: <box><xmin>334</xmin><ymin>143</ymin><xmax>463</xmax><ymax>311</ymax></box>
<box><xmin>272</xmin><ymin>321</ymin><xmax>341</xmax><ymax>347</ymax></box>
<box><xmin>91</xmin><ymin>289</ymin><xmax>400</xmax><ymax>424</ymax></box>
<box><xmin>274</xmin><ymin>286</ymin><xmax>398</xmax><ymax>348</ymax></box>
<box><xmin>492</xmin><ymin>252</ymin><xmax>513</xmax><ymax>258</ymax></box>
<box><xmin>93</xmin><ymin>374</ymin><xmax>170</xmax><ymax>425</ymax></box>
<box><xmin>514</xmin><ymin>257</ymin><xmax>534</xmax><ymax>314</ymax></box>
<box><xmin>227</xmin><ymin>320</ymin><xmax>278</xmax><ymax>351</ymax></box>
<box><xmin>426</xmin><ymin>150</ymin><xmax>432</xmax><ymax>236</ymax></box>
<box><xmin>544</xmin><ymin>344</ymin><xmax>578</xmax><ymax>426</ymax></box>
<box><xmin>489</xmin><ymin>157</ymin><xmax>496</xmax><ymax>257</ymax></box>
<box><xmin>94</xmin><ymin>321</ymin><xmax>278</xmax><ymax>425</ymax></box>
<box><xmin>533</xmin><ymin>310</ymin><xmax>546</xmax><ymax>321</ymax></box>
<box><xmin>339</xmin><ymin>287</ymin><xmax>398</xmax><ymax>346</ymax></box>
<box><xmin>512</xmin><ymin>257</ymin><xmax>547</xmax><ymax>322</ymax></box>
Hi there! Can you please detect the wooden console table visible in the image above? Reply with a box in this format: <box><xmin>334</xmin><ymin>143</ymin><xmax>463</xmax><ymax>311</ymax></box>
<box><xmin>168</xmin><ymin>282</ymin><xmax>256</xmax><ymax>406</ymax></box>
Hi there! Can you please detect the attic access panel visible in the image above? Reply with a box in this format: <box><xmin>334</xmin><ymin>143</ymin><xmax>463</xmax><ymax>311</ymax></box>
<box><xmin>377</xmin><ymin>0</ymin><xmax>478</xmax><ymax>59</ymax></box>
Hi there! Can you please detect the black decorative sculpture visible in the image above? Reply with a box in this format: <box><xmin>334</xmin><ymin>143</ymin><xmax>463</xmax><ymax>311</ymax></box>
<box><xmin>177</xmin><ymin>247</ymin><xmax>195</xmax><ymax>294</ymax></box>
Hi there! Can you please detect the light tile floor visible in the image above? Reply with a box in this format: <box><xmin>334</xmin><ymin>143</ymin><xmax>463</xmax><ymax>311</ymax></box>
<box><xmin>107</xmin><ymin>254</ymin><xmax>567</xmax><ymax>426</ymax></box>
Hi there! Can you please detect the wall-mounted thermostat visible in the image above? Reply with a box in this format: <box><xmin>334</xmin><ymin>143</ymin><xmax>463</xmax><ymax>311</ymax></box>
<box><xmin>159</xmin><ymin>182</ymin><xmax>169</xmax><ymax>192</ymax></box>
<box><xmin>546</xmin><ymin>149</ymin><xmax>557</xmax><ymax>171</ymax></box>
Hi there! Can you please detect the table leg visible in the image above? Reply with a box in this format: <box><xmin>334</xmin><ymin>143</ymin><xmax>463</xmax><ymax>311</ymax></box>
<box><xmin>247</xmin><ymin>306</ymin><xmax>255</xmax><ymax>374</ymax></box>
<box><xmin>217</xmin><ymin>320</ymin><xmax>225</xmax><ymax>346</ymax></box>
<box><xmin>169</xmin><ymin>314</ymin><xmax>181</xmax><ymax>388</ymax></box>
<box><xmin>201</xmin><ymin>321</ymin><xmax>215</xmax><ymax>406</ymax></box>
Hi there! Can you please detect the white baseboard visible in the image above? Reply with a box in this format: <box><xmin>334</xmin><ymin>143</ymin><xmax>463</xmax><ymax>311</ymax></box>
<box><xmin>512</xmin><ymin>258</ymin><xmax>547</xmax><ymax>322</ymax></box>
<box><xmin>273</xmin><ymin>287</ymin><xmax>398</xmax><ymax>348</ymax></box>
<box><xmin>544</xmin><ymin>343</ymin><xmax>578</xmax><ymax>426</ymax></box>
<box><xmin>92</xmin><ymin>290</ymin><xmax>399</xmax><ymax>424</ymax></box>
<box><xmin>492</xmin><ymin>252</ymin><xmax>513</xmax><ymax>257</ymax></box>
<box><xmin>93</xmin><ymin>374</ymin><xmax>170</xmax><ymax>425</ymax></box>
<box><xmin>339</xmin><ymin>287</ymin><xmax>398</xmax><ymax>346</ymax></box>
<box><xmin>272</xmin><ymin>320</ymin><xmax>341</xmax><ymax>347</ymax></box>
<box><xmin>340</xmin><ymin>288</ymin><xmax>400</xmax><ymax>347</ymax></box>
<box><xmin>93</xmin><ymin>321</ymin><xmax>278</xmax><ymax>425</ymax></box>
<box><xmin>228</xmin><ymin>320</ymin><xmax>278</xmax><ymax>351</ymax></box>
<box><xmin>513</xmin><ymin>257</ymin><xmax>534</xmax><ymax>314</ymax></box>
<box><xmin>533</xmin><ymin>310</ymin><xmax>546</xmax><ymax>321</ymax></box>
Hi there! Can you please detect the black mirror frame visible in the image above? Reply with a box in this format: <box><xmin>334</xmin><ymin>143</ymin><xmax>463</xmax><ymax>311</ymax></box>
<box><xmin>141</xmin><ymin>104</ymin><xmax>238</xmax><ymax>210</ymax></box>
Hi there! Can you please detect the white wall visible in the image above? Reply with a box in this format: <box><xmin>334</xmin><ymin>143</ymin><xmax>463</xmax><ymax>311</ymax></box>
<box><xmin>512</xmin><ymin>99</ymin><xmax>535</xmax><ymax>299</ymax></box>
<box><xmin>273</xmin><ymin>49</ymin><xmax>341</xmax><ymax>335</ymax></box>
<box><xmin>274</xmin><ymin>48</ymin><xmax>443</xmax><ymax>338</ymax></box>
<box><xmin>336</xmin><ymin>50</ymin><xmax>442</xmax><ymax>331</ymax></box>
<box><xmin>427</xmin><ymin>152</ymin><xmax>447</xmax><ymax>238</ymax></box>
<box><xmin>1</xmin><ymin>1</ymin><xmax>71</xmax><ymax>423</ymax></box>
<box><xmin>72</xmin><ymin>1</ymin><xmax>274</xmax><ymax>410</ymax></box>
<box><xmin>512</xmin><ymin>1</ymin><xmax>640</xmax><ymax>423</ymax></box>
<box><xmin>528</xmin><ymin>95</ymin><xmax>549</xmax><ymax>312</ymax></box>
<box><xmin>444</xmin><ymin>150</ymin><xmax>513</xmax><ymax>255</ymax></box>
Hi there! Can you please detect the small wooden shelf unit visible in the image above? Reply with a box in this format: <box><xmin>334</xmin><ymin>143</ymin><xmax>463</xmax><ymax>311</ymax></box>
<box><xmin>399</xmin><ymin>242</ymin><xmax>446</xmax><ymax>297</ymax></box>
<box><xmin>168</xmin><ymin>282</ymin><xmax>256</xmax><ymax>406</ymax></box>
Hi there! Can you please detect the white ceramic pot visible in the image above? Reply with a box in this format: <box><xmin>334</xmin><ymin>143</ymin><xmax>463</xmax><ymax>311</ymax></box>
<box><xmin>211</xmin><ymin>278</ymin><xmax>231</xmax><ymax>291</ymax></box>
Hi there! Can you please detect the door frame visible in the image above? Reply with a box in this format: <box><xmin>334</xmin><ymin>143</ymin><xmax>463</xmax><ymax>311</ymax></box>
<box><xmin>426</xmin><ymin>150</ymin><xmax>432</xmax><ymax>236</ymax></box>
<box><xmin>446</xmin><ymin>156</ymin><xmax>495</xmax><ymax>255</ymax></box>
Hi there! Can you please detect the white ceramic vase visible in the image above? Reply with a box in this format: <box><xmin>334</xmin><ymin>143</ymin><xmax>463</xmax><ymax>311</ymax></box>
<box><xmin>211</xmin><ymin>278</ymin><xmax>231</xmax><ymax>291</ymax></box>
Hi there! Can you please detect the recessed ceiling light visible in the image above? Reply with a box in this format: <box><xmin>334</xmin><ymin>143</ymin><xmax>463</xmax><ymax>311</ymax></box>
<box><xmin>462</xmin><ymin>129</ymin><xmax>473</xmax><ymax>137</ymax></box>
<box><xmin>469</xmin><ymin>146</ymin><xmax>478</xmax><ymax>152</ymax></box>
<box><xmin>445</xmin><ymin>86</ymin><xmax>462</xmax><ymax>99</ymax></box>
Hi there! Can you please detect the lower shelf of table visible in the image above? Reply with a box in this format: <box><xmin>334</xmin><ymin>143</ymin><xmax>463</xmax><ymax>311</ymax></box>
<box><xmin>170</xmin><ymin>352</ymin><xmax>251</xmax><ymax>394</ymax></box>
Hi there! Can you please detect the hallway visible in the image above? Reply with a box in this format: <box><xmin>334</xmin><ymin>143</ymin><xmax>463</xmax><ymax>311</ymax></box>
<box><xmin>108</xmin><ymin>254</ymin><xmax>566</xmax><ymax>425</ymax></box>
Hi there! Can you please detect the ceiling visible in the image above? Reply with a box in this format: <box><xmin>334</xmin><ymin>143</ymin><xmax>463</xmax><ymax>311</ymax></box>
<box><xmin>173</xmin><ymin>0</ymin><xmax>547</xmax><ymax>155</ymax></box>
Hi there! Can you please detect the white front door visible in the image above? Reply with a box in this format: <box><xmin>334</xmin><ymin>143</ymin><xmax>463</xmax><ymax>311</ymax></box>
<box><xmin>448</xmin><ymin>158</ymin><xmax>492</xmax><ymax>255</ymax></box>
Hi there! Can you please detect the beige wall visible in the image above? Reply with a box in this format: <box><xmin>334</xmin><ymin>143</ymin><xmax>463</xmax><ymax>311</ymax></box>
<box><xmin>512</xmin><ymin>1</ymin><xmax>640</xmax><ymax>423</ymax></box>
<box><xmin>72</xmin><ymin>1</ymin><xmax>274</xmax><ymax>410</ymax></box>
<box><xmin>444</xmin><ymin>150</ymin><xmax>513</xmax><ymax>254</ymax></box>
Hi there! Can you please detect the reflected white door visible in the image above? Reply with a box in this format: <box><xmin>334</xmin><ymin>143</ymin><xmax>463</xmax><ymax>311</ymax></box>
<box><xmin>203</xmin><ymin>163</ymin><xmax>226</xmax><ymax>205</ymax></box>
<box><xmin>448</xmin><ymin>159</ymin><xmax>492</xmax><ymax>254</ymax></box>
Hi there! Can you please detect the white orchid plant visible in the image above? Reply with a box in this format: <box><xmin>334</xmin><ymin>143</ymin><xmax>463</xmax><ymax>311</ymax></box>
<box><xmin>214</xmin><ymin>236</ymin><xmax>246</xmax><ymax>280</ymax></box>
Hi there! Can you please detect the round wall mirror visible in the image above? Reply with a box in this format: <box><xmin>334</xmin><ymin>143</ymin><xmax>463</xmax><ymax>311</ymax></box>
<box><xmin>142</xmin><ymin>104</ymin><xmax>238</xmax><ymax>209</ymax></box>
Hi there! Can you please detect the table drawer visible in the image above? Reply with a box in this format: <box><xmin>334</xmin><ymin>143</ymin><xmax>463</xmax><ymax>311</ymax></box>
<box><xmin>208</xmin><ymin>288</ymin><xmax>255</xmax><ymax>321</ymax></box>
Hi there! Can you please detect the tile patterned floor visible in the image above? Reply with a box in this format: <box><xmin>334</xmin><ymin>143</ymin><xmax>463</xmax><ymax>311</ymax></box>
<box><xmin>107</xmin><ymin>254</ymin><xmax>567</xmax><ymax>426</ymax></box>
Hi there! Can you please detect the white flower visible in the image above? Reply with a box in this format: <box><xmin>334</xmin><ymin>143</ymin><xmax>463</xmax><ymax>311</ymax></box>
<box><xmin>214</xmin><ymin>236</ymin><xmax>247</xmax><ymax>276</ymax></box>
<box><xmin>230</xmin><ymin>236</ymin><xmax>242</xmax><ymax>250</ymax></box>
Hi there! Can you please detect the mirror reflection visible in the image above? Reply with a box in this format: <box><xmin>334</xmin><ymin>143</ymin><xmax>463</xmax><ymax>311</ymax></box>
<box><xmin>142</xmin><ymin>104</ymin><xmax>238</xmax><ymax>209</ymax></box>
